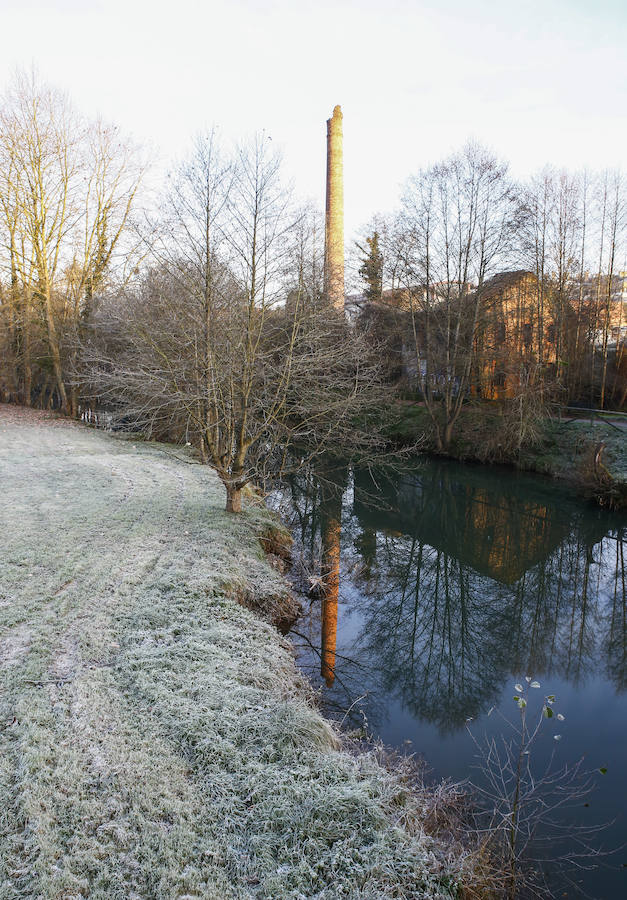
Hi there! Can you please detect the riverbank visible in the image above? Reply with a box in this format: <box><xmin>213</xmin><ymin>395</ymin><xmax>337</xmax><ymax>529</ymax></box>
<box><xmin>0</xmin><ymin>405</ymin><xmax>475</xmax><ymax>898</ymax></box>
<box><xmin>385</xmin><ymin>402</ymin><xmax>627</xmax><ymax>509</ymax></box>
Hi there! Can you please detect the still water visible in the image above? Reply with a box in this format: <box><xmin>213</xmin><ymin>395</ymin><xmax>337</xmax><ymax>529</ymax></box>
<box><xmin>275</xmin><ymin>457</ymin><xmax>626</xmax><ymax>898</ymax></box>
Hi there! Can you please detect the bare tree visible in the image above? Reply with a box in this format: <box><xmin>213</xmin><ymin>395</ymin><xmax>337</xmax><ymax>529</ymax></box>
<box><xmin>0</xmin><ymin>70</ymin><xmax>144</xmax><ymax>413</ymax></box>
<box><xmin>0</xmin><ymin>72</ymin><xmax>78</xmax><ymax>410</ymax></box>
<box><xmin>518</xmin><ymin>167</ymin><xmax>627</xmax><ymax>409</ymax></box>
<box><xmin>597</xmin><ymin>172</ymin><xmax>624</xmax><ymax>409</ymax></box>
<box><xmin>81</xmin><ymin>135</ymin><xmax>389</xmax><ymax>512</ymax></box>
<box><xmin>0</xmin><ymin>138</ymin><xmax>31</xmax><ymax>403</ymax></box>
<box><xmin>397</xmin><ymin>143</ymin><xmax>519</xmax><ymax>449</ymax></box>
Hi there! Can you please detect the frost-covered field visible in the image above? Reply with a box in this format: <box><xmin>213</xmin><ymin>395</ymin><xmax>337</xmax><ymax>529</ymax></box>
<box><xmin>0</xmin><ymin>406</ymin><xmax>465</xmax><ymax>899</ymax></box>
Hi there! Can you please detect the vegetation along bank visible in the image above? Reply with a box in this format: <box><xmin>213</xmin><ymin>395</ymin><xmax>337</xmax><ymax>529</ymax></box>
<box><xmin>383</xmin><ymin>402</ymin><xmax>627</xmax><ymax>510</ymax></box>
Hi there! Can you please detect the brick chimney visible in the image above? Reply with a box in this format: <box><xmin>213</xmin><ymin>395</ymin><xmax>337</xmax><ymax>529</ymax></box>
<box><xmin>324</xmin><ymin>105</ymin><xmax>345</xmax><ymax>311</ymax></box>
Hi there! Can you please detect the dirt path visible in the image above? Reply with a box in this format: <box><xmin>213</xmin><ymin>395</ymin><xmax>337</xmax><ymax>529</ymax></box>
<box><xmin>0</xmin><ymin>405</ymin><xmax>463</xmax><ymax>900</ymax></box>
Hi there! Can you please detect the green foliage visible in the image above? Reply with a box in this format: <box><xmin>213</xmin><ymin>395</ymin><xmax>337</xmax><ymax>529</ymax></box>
<box><xmin>357</xmin><ymin>231</ymin><xmax>384</xmax><ymax>303</ymax></box>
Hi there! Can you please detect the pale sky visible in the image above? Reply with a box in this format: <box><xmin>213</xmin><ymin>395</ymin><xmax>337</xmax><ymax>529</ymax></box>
<box><xmin>2</xmin><ymin>0</ymin><xmax>626</xmax><ymax>241</ymax></box>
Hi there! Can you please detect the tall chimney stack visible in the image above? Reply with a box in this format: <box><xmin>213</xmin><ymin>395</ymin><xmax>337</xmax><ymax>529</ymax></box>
<box><xmin>324</xmin><ymin>105</ymin><xmax>344</xmax><ymax>311</ymax></box>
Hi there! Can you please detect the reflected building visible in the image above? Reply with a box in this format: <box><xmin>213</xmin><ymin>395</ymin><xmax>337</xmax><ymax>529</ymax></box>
<box><xmin>281</xmin><ymin>455</ymin><xmax>626</xmax><ymax>733</ymax></box>
<box><xmin>460</xmin><ymin>490</ymin><xmax>564</xmax><ymax>584</ymax></box>
<box><xmin>352</xmin><ymin>464</ymin><xmax>605</xmax><ymax>585</ymax></box>
<box><xmin>347</xmin><ymin>463</ymin><xmax>625</xmax><ymax>728</ymax></box>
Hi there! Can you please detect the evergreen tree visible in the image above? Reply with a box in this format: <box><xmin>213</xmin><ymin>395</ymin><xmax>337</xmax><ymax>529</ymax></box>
<box><xmin>358</xmin><ymin>231</ymin><xmax>384</xmax><ymax>302</ymax></box>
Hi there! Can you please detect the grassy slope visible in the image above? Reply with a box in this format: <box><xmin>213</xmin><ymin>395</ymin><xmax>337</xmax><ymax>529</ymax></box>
<box><xmin>0</xmin><ymin>407</ymin><xmax>464</xmax><ymax>899</ymax></box>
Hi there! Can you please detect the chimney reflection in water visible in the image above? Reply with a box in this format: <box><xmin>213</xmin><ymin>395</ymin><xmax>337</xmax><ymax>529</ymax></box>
<box><xmin>320</xmin><ymin>490</ymin><xmax>342</xmax><ymax>687</ymax></box>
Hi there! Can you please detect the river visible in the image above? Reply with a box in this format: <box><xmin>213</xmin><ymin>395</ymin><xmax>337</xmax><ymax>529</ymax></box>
<box><xmin>274</xmin><ymin>456</ymin><xmax>627</xmax><ymax>898</ymax></box>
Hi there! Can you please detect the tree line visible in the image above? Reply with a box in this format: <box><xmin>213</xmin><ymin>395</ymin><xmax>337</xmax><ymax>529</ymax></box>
<box><xmin>353</xmin><ymin>144</ymin><xmax>625</xmax><ymax>450</ymax></box>
<box><xmin>1</xmin><ymin>74</ymin><xmax>624</xmax><ymax>508</ymax></box>
<box><xmin>0</xmin><ymin>73</ymin><xmax>384</xmax><ymax>511</ymax></box>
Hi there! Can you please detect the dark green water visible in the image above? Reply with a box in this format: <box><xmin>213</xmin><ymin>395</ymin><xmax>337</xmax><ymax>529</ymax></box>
<box><xmin>276</xmin><ymin>457</ymin><xmax>627</xmax><ymax>898</ymax></box>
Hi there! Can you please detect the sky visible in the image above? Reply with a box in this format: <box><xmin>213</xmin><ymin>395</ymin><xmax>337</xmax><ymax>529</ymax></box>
<box><xmin>1</xmin><ymin>0</ymin><xmax>626</xmax><ymax>242</ymax></box>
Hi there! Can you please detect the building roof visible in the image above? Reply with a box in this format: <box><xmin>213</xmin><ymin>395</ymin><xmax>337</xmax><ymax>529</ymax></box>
<box><xmin>479</xmin><ymin>270</ymin><xmax>536</xmax><ymax>300</ymax></box>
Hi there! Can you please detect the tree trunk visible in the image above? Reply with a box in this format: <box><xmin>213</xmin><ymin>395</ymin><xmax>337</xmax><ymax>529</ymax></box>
<box><xmin>225</xmin><ymin>484</ymin><xmax>242</xmax><ymax>513</ymax></box>
<box><xmin>23</xmin><ymin>314</ymin><xmax>32</xmax><ymax>406</ymax></box>
<box><xmin>42</xmin><ymin>283</ymin><xmax>69</xmax><ymax>413</ymax></box>
<box><xmin>69</xmin><ymin>385</ymin><xmax>79</xmax><ymax>419</ymax></box>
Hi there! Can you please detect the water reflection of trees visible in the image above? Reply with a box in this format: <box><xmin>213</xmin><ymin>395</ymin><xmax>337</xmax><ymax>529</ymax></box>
<box><xmin>356</xmin><ymin>534</ymin><xmax>512</xmax><ymax>730</ymax></box>
<box><xmin>355</xmin><ymin>530</ymin><xmax>625</xmax><ymax>732</ymax></box>
<box><xmin>605</xmin><ymin>538</ymin><xmax>626</xmax><ymax>691</ymax></box>
<box><xmin>282</xmin><ymin>458</ymin><xmax>626</xmax><ymax>733</ymax></box>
